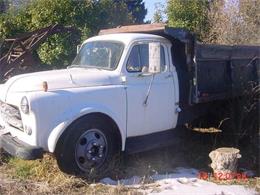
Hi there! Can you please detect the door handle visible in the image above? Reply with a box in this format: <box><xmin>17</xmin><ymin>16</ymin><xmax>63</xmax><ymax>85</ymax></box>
<box><xmin>165</xmin><ymin>74</ymin><xmax>173</xmax><ymax>79</ymax></box>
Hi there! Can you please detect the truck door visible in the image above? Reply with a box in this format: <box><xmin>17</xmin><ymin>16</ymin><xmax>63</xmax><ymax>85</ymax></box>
<box><xmin>125</xmin><ymin>42</ymin><xmax>177</xmax><ymax>137</ymax></box>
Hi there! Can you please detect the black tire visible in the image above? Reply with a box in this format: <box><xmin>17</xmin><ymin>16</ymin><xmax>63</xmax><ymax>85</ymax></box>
<box><xmin>54</xmin><ymin>114</ymin><xmax>120</xmax><ymax>179</ymax></box>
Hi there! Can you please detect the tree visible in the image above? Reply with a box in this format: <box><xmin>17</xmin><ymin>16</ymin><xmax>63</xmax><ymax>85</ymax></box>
<box><xmin>0</xmin><ymin>0</ymin><xmax>137</xmax><ymax>67</ymax></box>
<box><xmin>114</xmin><ymin>0</ymin><xmax>147</xmax><ymax>24</ymax></box>
<box><xmin>124</xmin><ymin>0</ymin><xmax>147</xmax><ymax>24</ymax></box>
<box><xmin>153</xmin><ymin>2</ymin><xmax>165</xmax><ymax>23</ymax></box>
<box><xmin>97</xmin><ymin>0</ymin><xmax>133</xmax><ymax>30</ymax></box>
<box><xmin>238</xmin><ymin>0</ymin><xmax>260</xmax><ymax>44</ymax></box>
<box><xmin>167</xmin><ymin>0</ymin><xmax>210</xmax><ymax>40</ymax></box>
<box><xmin>206</xmin><ymin>0</ymin><xmax>260</xmax><ymax>45</ymax></box>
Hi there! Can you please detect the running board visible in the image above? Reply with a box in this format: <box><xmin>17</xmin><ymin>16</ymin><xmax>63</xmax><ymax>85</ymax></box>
<box><xmin>125</xmin><ymin>128</ymin><xmax>182</xmax><ymax>154</ymax></box>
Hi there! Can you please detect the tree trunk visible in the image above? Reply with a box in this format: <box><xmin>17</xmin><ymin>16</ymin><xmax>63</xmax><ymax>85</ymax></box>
<box><xmin>209</xmin><ymin>147</ymin><xmax>241</xmax><ymax>179</ymax></box>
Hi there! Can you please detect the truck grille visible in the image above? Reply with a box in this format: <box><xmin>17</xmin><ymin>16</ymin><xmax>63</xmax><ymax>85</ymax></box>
<box><xmin>0</xmin><ymin>101</ymin><xmax>23</xmax><ymax>131</ymax></box>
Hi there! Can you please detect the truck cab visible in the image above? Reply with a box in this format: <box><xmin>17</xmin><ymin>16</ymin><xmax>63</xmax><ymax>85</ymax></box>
<box><xmin>0</xmin><ymin>31</ymin><xmax>180</xmax><ymax>177</ymax></box>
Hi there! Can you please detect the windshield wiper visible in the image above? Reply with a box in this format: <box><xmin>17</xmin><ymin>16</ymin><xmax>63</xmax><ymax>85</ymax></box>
<box><xmin>67</xmin><ymin>64</ymin><xmax>103</xmax><ymax>71</ymax></box>
<box><xmin>84</xmin><ymin>66</ymin><xmax>103</xmax><ymax>71</ymax></box>
<box><xmin>67</xmin><ymin>65</ymin><xmax>86</xmax><ymax>69</ymax></box>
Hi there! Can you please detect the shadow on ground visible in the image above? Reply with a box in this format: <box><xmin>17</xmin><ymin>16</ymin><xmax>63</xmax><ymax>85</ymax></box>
<box><xmin>114</xmin><ymin>127</ymin><xmax>258</xmax><ymax>181</ymax></box>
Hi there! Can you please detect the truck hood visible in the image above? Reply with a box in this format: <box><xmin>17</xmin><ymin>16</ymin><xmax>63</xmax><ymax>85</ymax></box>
<box><xmin>0</xmin><ymin>68</ymin><xmax>121</xmax><ymax>101</ymax></box>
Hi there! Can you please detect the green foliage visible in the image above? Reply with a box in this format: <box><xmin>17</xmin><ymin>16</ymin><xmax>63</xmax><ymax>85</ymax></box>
<box><xmin>97</xmin><ymin>0</ymin><xmax>133</xmax><ymax>30</ymax></box>
<box><xmin>0</xmin><ymin>0</ymin><xmax>143</xmax><ymax>67</ymax></box>
<box><xmin>153</xmin><ymin>11</ymin><xmax>163</xmax><ymax>23</ymax></box>
<box><xmin>28</xmin><ymin>0</ymin><xmax>94</xmax><ymax>66</ymax></box>
<box><xmin>167</xmin><ymin>0</ymin><xmax>210</xmax><ymax>39</ymax></box>
<box><xmin>153</xmin><ymin>3</ymin><xmax>165</xmax><ymax>23</ymax></box>
<box><xmin>122</xmin><ymin>0</ymin><xmax>147</xmax><ymax>24</ymax></box>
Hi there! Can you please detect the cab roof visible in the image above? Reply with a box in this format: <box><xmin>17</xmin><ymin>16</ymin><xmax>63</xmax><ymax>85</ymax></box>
<box><xmin>84</xmin><ymin>33</ymin><xmax>170</xmax><ymax>45</ymax></box>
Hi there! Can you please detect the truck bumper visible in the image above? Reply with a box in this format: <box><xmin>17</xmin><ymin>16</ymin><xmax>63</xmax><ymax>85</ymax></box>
<box><xmin>0</xmin><ymin>133</ymin><xmax>43</xmax><ymax>160</ymax></box>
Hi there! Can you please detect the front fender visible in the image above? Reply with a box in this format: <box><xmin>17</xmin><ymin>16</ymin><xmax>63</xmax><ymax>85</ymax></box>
<box><xmin>47</xmin><ymin>104</ymin><xmax>126</xmax><ymax>153</ymax></box>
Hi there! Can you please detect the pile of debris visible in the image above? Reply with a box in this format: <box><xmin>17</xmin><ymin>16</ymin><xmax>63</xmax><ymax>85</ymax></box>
<box><xmin>0</xmin><ymin>24</ymin><xmax>78</xmax><ymax>83</ymax></box>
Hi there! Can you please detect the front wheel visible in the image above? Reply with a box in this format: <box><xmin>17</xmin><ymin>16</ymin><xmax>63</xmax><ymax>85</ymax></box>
<box><xmin>55</xmin><ymin>115</ymin><xmax>120</xmax><ymax>179</ymax></box>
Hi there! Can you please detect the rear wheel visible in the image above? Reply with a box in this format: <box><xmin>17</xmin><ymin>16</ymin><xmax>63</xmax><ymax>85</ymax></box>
<box><xmin>55</xmin><ymin>115</ymin><xmax>120</xmax><ymax>179</ymax></box>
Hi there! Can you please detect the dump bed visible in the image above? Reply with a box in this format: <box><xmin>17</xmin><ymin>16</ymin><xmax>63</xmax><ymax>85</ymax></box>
<box><xmin>100</xmin><ymin>24</ymin><xmax>260</xmax><ymax>106</ymax></box>
<box><xmin>194</xmin><ymin>44</ymin><xmax>259</xmax><ymax>103</ymax></box>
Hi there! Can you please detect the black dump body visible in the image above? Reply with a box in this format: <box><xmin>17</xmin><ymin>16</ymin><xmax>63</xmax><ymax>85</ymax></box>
<box><xmin>99</xmin><ymin>24</ymin><xmax>259</xmax><ymax>123</ymax></box>
<box><xmin>163</xmin><ymin>27</ymin><xmax>259</xmax><ymax>107</ymax></box>
<box><xmin>162</xmin><ymin>27</ymin><xmax>259</xmax><ymax>124</ymax></box>
<box><xmin>194</xmin><ymin>44</ymin><xmax>259</xmax><ymax>103</ymax></box>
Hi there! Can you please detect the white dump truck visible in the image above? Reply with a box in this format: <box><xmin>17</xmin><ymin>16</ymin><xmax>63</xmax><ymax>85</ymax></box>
<box><xmin>0</xmin><ymin>24</ymin><xmax>259</xmax><ymax>177</ymax></box>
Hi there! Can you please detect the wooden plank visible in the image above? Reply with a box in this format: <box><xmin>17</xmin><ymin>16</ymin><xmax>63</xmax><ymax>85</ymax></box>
<box><xmin>99</xmin><ymin>23</ymin><xmax>166</xmax><ymax>35</ymax></box>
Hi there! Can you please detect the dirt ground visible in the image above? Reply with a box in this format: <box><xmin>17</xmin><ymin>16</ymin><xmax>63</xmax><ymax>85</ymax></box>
<box><xmin>0</xmin><ymin>128</ymin><xmax>259</xmax><ymax>194</ymax></box>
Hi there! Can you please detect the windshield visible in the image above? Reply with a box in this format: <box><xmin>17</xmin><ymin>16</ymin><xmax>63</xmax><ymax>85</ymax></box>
<box><xmin>71</xmin><ymin>41</ymin><xmax>124</xmax><ymax>70</ymax></box>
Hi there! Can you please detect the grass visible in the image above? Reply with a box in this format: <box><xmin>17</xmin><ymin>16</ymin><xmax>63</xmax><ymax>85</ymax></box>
<box><xmin>8</xmin><ymin>158</ymin><xmax>34</xmax><ymax>179</ymax></box>
<box><xmin>0</xmin><ymin>152</ymin><xmax>142</xmax><ymax>194</ymax></box>
<box><xmin>5</xmin><ymin>154</ymin><xmax>67</xmax><ymax>181</ymax></box>
<box><xmin>208</xmin><ymin>177</ymin><xmax>260</xmax><ymax>193</ymax></box>
<box><xmin>1</xmin><ymin>151</ymin><xmax>258</xmax><ymax>194</ymax></box>
<box><xmin>0</xmin><ymin>127</ymin><xmax>258</xmax><ymax>194</ymax></box>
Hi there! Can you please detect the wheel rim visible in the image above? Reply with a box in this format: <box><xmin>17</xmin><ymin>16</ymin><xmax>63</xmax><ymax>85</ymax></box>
<box><xmin>75</xmin><ymin>129</ymin><xmax>108</xmax><ymax>171</ymax></box>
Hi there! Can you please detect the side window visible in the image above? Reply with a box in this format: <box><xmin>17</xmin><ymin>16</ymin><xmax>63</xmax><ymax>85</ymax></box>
<box><xmin>127</xmin><ymin>43</ymin><xmax>166</xmax><ymax>72</ymax></box>
<box><xmin>160</xmin><ymin>45</ymin><xmax>166</xmax><ymax>71</ymax></box>
<box><xmin>126</xmin><ymin>45</ymin><xmax>141</xmax><ymax>72</ymax></box>
<box><xmin>139</xmin><ymin>44</ymin><xmax>149</xmax><ymax>68</ymax></box>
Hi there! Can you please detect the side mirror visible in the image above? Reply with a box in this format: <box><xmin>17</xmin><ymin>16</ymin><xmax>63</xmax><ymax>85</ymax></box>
<box><xmin>141</xmin><ymin>66</ymin><xmax>148</xmax><ymax>73</ymax></box>
<box><xmin>148</xmin><ymin>42</ymin><xmax>161</xmax><ymax>74</ymax></box>
<box><xmin>77</xmin><ymin>44</ymin><xmax>81</xmax><ymax>54</ymax></box>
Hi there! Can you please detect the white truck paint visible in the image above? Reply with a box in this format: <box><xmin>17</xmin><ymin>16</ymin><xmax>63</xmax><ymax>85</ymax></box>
<box><xmin>0</xmin><ymin>33</ymin><xmax>179</xmax><ymax>153</ymax></box>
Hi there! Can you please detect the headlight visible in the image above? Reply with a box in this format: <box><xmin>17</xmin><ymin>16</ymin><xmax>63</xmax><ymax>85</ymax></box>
<box><xmin>20</xmin><ymin>96</ymin><xmax>29</xmax><ymax>114</ymax></box>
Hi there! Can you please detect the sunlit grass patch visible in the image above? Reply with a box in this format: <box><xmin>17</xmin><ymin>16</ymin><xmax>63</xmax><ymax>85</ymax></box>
<box><xmin>0</xmin><ymin>153</ymin><xmax>141</xmax><ymax>194</ymax></box>
<box><xmin>5</xmin><ymin>154</ymin><xmax>71</xmax><ymax>184</ymax></box>
<box><xmin>8</xmin><ymin>158</ymin><xmax>35</xmax><ymax>179</ymax></box>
